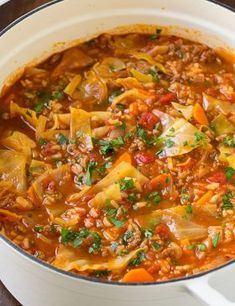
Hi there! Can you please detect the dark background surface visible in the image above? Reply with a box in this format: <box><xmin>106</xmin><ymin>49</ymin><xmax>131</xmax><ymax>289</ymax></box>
<box><xmin>0</xmin><ymin>0</ymin><xmax>234</xmax><ymax>305</ymax></box>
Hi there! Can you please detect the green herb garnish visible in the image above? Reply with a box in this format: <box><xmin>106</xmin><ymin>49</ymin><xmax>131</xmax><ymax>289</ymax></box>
<box><xmin>142</xmin><ymin>228</ymin><xmax>153</xmax><ymax>239</ymax></box>
<box><xmin>108</xmin><ymin>90</ymin><xmax>123</xmax><ymax>103</ymax></box>
<box><xmin>146</xmin><ymin>191</ymin><xmax>161</xmax><ymax>204</ymax></box>
<box><xmin>92</xmin><ymin>270</ymin><xmax>111</xmax><ymax>278</ymax></box>
<box><xmin>119</xmin><ymin>178</ymin><xmax>135</xmax><ymax>191</ymax></box>
<box><xmin>149</xmin><ymin>28</ymin><xmax>162</xmax><ymax>40</ymax></box>
<box><xmin>99</xmin><ymin>137</ymin><xmax>124</xmax><ymax>156</ymax></box>
<box><xmin>152</xmin><ymin>242</ymin><xmax>161</xmax><ymax>250</ymax></box>
<box><xmin>38</xmin><ymin>138</ymin><xmax>47</xmax><ymax>145</ymax></box>
<box><xmin>222</xmin><ymin>191</ymin><xmax>233</xmax><ymax>210</ymax></box>
<box><xmin>128</xmin><ymin>250</ymin><xmax>145</xmax><ymax>267</ymax></box>
<box><xmin>225</xmin><ymin>167</ymin><xmax>235</xmax><ymax>181</ymax></box>
<box><xmin>185</xmin><ymin>204</ymin><xmax>193</xmax><ymax>214</ymax></box>
<box><xmin>85</xmin><ymin>161</ymin><xmax>97</xmax><ymax>186</ymax></box>
<box><xmin>121</xmin><ymin>231</ymin><xmax>133</xmax><ymax>245</ymax></box>
<box><xmin>223</xmin><ymin>136</ymin><xmax>235</xmax><ymax>148</ymax></box>
<box><xmin>57</xmin><ymin>133</ymin><xmax>69</xmax><ymax>145</ymax></box>
<box><xmin>212</xmin><ymin>233</ymin><xmax>220</xmax><ymax>248</ymax></box>
<box><xmin>109</xmin><ymin>217</ymin><xmax>126</xmax><ymax>228</ymax></box>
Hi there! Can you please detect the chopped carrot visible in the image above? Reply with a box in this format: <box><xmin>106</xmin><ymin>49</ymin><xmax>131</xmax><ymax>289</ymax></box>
<box><xmin>110</xmin><ymin>152</ymin><xmax>132</xmax><ymax>171</ymax></box>
<box><xmin>149</xmin><ymin>174</ymin><xmax>170</xmax><ymax>190</ymax></box>
<box><xmin>195</xmin><ymin>190</ymin><xmax>213</xmax><ymax>205</ymax></box>
<box><xmin>122</xmin><ymin>268</ymin><xmax>154</xmax><ymax>283</ymax></box>
<box><xmin>193</xmin><ymin>103</ymin><xmax>209</xmax><ymax>125</ymax></box>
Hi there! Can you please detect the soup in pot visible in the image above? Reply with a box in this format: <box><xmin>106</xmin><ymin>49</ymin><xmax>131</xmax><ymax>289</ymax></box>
<box><xmin>0</xmin><ymin>29</ymin><xmax>235</xmax><ymax>282</ymax></box>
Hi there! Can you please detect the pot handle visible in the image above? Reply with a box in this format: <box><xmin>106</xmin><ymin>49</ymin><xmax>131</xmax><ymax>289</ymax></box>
<box><xmin>186</xmin><ymin>276</ymin><xmax>234</xmax><ymax>306</ymax></box>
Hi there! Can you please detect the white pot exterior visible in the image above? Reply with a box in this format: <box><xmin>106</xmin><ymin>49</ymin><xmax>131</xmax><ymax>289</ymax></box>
<box><xmin>0</xmin><ymin>0</ymin><xmax>235</xmax><ymax>305</ymax></box>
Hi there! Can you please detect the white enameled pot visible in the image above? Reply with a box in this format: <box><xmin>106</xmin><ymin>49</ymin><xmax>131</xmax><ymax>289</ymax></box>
<box><xmin>0</xmin><ymin>0</ymin><xmax>235</xmax><ymax>305</ymax></box>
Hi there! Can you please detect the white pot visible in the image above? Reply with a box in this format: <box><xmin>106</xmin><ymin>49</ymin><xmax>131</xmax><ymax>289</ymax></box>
<box><xmin>0</xmin><ymin>1</ymin><xmax>235</xmax><ymax>305</ymax></box>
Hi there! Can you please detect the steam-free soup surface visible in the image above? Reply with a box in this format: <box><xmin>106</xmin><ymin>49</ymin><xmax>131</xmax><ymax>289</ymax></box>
<box><xmin>1</xmin><ymin>30</ymin><xmax>235</xmax><ymax>282</ymax></box>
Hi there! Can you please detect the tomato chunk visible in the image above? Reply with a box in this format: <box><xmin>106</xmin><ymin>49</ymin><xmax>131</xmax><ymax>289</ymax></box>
<box><xmin>207</xmin><ymin>171</ymin><xmax>227</xmax><ymax>184</ymax></box>
<box><xmin>158</xmin><ymin>93</ymin><xmax>176</xmax><ymax>105</ymax></box>
<box><xmin>135</xmin><ymin>152</ymin><xmax>155</xmax><ymax>164</ymax></box>
<box><xmin>139</xmin><ymin>112</ymin><xmax>159</xmax><ymax>130</ymax></box>
<box><xmin>155</xmin><ymin>224</ymin><xmax>169</xmax><ymax>240</ymax></box>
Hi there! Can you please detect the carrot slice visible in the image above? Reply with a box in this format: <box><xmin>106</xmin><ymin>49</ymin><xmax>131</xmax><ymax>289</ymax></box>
<box><xmin>149</xmin><ymin>174</ymin><xmax>170</xmax><ymax>190</ymax></box>
<box><xmin>110</xmin><ymin>152</ymin><xmax>132</xmax><ymax>170</ymax></box>
<box><xmin>195</xmin><ymin>190</ymin><xmax>213</xmax><ymax>205</ymax></box>
<box><xmin>193</xmin><ymin>103</ymin><xmax>209</xmax><ymax>125</ymax></box>
<box><xmin>122</xmin><ymin>268</ymin><xmax>154</xmax><ymax>283</ymax></box>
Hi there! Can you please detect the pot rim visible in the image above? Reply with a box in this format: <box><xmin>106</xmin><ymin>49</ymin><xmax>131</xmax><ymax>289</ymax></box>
<box><xmin>0</xmin><ymin>0</ymin><xmax>234</xmax><ymax>287</ymax></box>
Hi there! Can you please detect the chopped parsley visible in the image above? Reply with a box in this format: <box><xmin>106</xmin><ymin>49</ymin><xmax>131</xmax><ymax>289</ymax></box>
<box><xmin>187</xmin><ymin>243</ymin><xmax>207</xmax><ymax>252</ymax></box>
<box><xmin>108</xmin><ymin>90</ymin><xmax>123</xmax><ymax>103</ymax></box>
<box><xmin>142</xmin><ymin>228</ymin><xmax>153</xmax><ymax>239</ymax></box>
<box><xmin>60</xmin><ymin>228</ymin><xmax>102</xmax><ymax>252</ymax></box>
<box><xmin>119</xmin><ymin>178</ymin><xmax>135</xmax><ymax>191</ymax></box>
<box><xmin>185</xmin><ymin>204</ymin><xmax>193</xmax><ymax>215</ymax></box>
<box><xmin>52</xmin><ymin>91</ymin><xmax>64</xmax><ymax>100</ymax></box>
<box><xmin>146</xmin><ymin>191</ymin><xmax>161</xmax><ymax>204</ymax></box>
<box><xmin>34</xmin><ymin>92</ymin><xmax>52</xmax><ymax>113</ymax></box>
<box><xmin>116</xmin><ymin>122</ymin><xmax>126</xmax><ymax>130</ymax></box>
<box><xmin>97</xmin><ymin>161</ymin><xmax>112</xmax><ymax>176</ymax></box>
<box><xmin>103</xmin><ymin>205</ymin><xmax>117</xmax><ymax>216</ymax></box>
<box><xmin>34</xmin><ymin>225</ymin><xmax>44</xmax><ymax>233</ymax></box>
<box><xmin>98</xmin><ymin>136</ymin><xmax>124</xmax><ymax>156</ymax></box>
<box><xmin>180</xmin><ymin>188</ymin><xmax>190</xmax><ymax>204</ymax></box>
<box><xmin>222</xmin><ymin>191</ymin><xmax>233</xmax><ymax>210</ymax></box>
<box><xmin>149</xmin><ymin>68</ymin><xmax>159</xmax><ymax>82</ymax></box>
<box><xmin>149</xmin><ymin>28</ymin><xmax>162</xmax><ymax>40</ymax></box>
<box><xmin>152</xmin><ymin>242</ymin><xmax>161</xmax><ymax>250</ymax></box>
<box><xmin>61</xmin><ymin>228</ymin><xmax>89</xmax><ymax>246</ymax></box>
<box><xmin>136</xmin><ymin>125</ymin><xmax>160</xmax><ymax>146</ymax></box>
<box><xmin>88</xmin><ymin>232</ymin><xmax>102</xmax><ymax>254</ymax></box>
<box><xmin>124</xmin><ymin>131</ymin><xmax>134</xmax><ymax>141</ymax></box>
<box><xmin>109</xmin><ymin>217</ymin><xmax>126</xmax><ymax>228</ymax></box>
<box><xmin>212</xmin><ymin>233</ymin><xmax>220</xmax><ymax>248</ymax></box>
<box><xmin>92</xmin><ymin>270</ymin><xmax>111</xmax><ymax>278</ymax></box>
<box><xmin>121</xmin><ymin>231</ymin><xmax>133</xmax><ymax>245</ymax></box>
<box><xmin>165</xmin><ymin>138</ymin><xmax>175</xmax><ymax>148</ymax></box>
<box><xmin>57</xmin><ymin>133</ymin><xmax>69</xmax><ymax>145</ymax></box>
<box><xmin>127</xmin><ymin>193</ymin><xmax>138</xmax><ymax>204</ymax></box>
<box><xmin>85</xmin><ymin>161</ymin><xmax>97</xmax><ymax>186</ymax></box>
<box><xmin>225</xmin><ymin>167</ymin><xmax>235</xmax><ymax>181</ymax></box>
<box><xmin>194</xmin><ymin>131</ymin><xmax>206</xmax><ymax>142</ymax></box>
<box><xmin>38</xmin><ymin>138</ymin><xmax>47</xmax><ymax>145</ymax></box>
<box><xmin>128</xmin><ymin>250</ymin><xmax>145</xmax><ymax>267</ymax></box>
<box><xmin>223</xmin><ymin>136</ymin><xmax>235</xmax><ymax>148</ymax></box>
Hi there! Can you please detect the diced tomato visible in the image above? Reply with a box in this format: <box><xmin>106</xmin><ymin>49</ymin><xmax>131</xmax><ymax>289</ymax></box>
<box><xmin>155</xmin><ymin>224</ymin><xmax>169</xmax><ymax>240</ymax></box>
<box><xmin>139</xmin><ymin>112</ymin><xmax>160</xmax><ymax>130</ymax></box>
<box><xmin>158</xmin><ymin>93</ymin><xmax>176</xmax><ymax>105</ymax></box>
<box><xmin>135</xmin><ymin>152</ymin><xmax>155</xmax><ymax>164</ymax></box>
<box><xmin>207</xmin><ymin>171</ymin><xmax>227</xmax><ymax>184</ymax></box>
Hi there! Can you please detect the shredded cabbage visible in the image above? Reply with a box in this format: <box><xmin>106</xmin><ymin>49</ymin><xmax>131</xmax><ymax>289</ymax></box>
<box><xmin>158</xmin><ymin>118</ymin><xmax>208</xmax><ymax>157</ymax></box>
<box><xmin>0</xmin><ymin>150</ymin><xmax>27</xmax><ymax>191</ymax></box>
<box><xmin>203</xmin><ymin>94</ymin><xmax>235</xmax><ymax>114</ymax></box>
<box><xmin>211</xmin><ymin>114</ymin><xmax>235</xmax><ymax>136</ymax></box>
<box><xmin>10</xmin><ymin>101</ymin><xmax>38</xmax><ymax>128</ymax></box>
<box><xmin>171</xmin><ymin>102</ymin><xmax>193</xmax><ymax>120</ymax></box>
<box><xmin>1</xmin><ymin>131</ymin><xmax>36</xmax><ymax>161</ymax></box>
<box><xmin>53</xmin><ymin>246</ymin><xmax>143</xmax><ymax>272</ymax></box>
